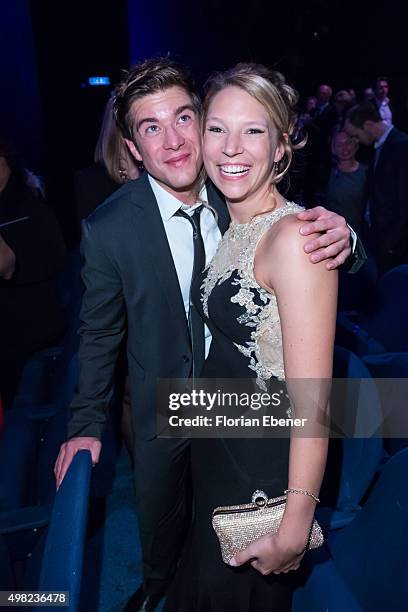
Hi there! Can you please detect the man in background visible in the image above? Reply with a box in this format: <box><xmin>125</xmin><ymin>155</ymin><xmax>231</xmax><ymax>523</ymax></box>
<box><xmin>345</xmin><ymin>103</ymin><xmax>408</xmax><ymax>272</ymax></box>
<box><xmin>372</xmin><ymin>76</ymin><xmax>393</xmax><ymax>127</ymax></box>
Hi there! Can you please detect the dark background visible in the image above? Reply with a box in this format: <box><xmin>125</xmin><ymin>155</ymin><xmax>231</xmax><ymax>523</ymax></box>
<box><xmin>1</xmin><ymin>0</ymin><xmax>406</xmax><ymax>245</ymax></box>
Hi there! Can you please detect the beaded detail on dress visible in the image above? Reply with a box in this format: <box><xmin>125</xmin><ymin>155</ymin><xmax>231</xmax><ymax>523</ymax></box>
<box><xmin>201</xmin><ymin>202</ymin><xmax>303</xmax><ymax>390</ymax></box>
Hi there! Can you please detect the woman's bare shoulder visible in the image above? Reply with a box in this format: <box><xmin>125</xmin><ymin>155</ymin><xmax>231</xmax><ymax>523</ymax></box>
<box><xmin>260</xmin><ymin>212</ymin><xmax>316</xmax><ymax>262</ymax></box>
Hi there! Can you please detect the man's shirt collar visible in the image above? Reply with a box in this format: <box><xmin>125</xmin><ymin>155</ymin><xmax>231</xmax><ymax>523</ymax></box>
<box><xmin>375</xmin><ymin>123</ymin><xmax>394</xmax><ymax>149</ymax></box>
<box><xmin>375</xmin><ymin>96</ymin><xmax>390</xmax><ymax>107</ymax></box>
<box><xmin>148</xmin><ymin>175</ymin><xmax>207</xmax><ymax>221</ymax></box>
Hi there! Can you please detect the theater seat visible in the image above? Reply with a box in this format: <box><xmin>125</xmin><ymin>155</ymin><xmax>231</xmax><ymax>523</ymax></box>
<box><xmin>293</xmin><ymin>448</ymin><xmax>408</xmax><ymax>611</ymax></box>
<box><xmin>0</xmin><ymin>450</ymin><xmax>92</xmax><ymax>609</ymax></box>
<box><xmin>36</xmin><ymin>450</ymin><xmax>92</xmax><ymax>611</ymax></box>
<box><xmin>336</xmin><ymin>265</ymin><xmax>408</xmax><ymax>357</ymax></box>
<box><xmin>359</xmin><ymin>265</ymin><xmax>408</xmax><ymax>353</ymax></box>
<box><xmin>317</xmin><ymin>347</ymin><xmax>384</xmax><ymax>530</ymax></box>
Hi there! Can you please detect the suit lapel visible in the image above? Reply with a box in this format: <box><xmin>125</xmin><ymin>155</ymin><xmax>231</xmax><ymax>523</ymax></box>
<box><xmin>126</xmin><ymin>175</ymin><xmax>230</xmax><ymax>345</ymax></box>
<box><xmin>206</xmin><ymin>180</ymin><xmax>230</xmax><ymax>235</ymax></box>
<box><xmin>129</xmin><ymin>173</ymin><xmax>190</xmax><ymax>343</ymax></box>
<box><xmin>374</xmin><ymin>127</ymin><xmax>396</xmax><ymax>175</ymax></box>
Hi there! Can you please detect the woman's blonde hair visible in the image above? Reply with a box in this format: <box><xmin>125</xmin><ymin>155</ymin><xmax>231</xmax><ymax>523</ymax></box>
<box><xmin>202</xmin><ymin>63</ymin><xmax>305</xmax><ymax>187</ymax></box>
<box><xmin>94</xmin><ymin>95</ymin><xmax>139</xmax><ymax>184</ymax></box>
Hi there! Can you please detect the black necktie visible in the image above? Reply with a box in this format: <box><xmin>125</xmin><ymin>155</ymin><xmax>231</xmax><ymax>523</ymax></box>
<box><xmin>174</xmin><ymin>205</ymin><xmax>205</xmax><ymax>377</ymax></box>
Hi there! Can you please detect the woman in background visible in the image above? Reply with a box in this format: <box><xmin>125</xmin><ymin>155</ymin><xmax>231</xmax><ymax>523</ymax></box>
<box><xmin>326</xmin><ymin>129</ymin><xmax>368</xmax><ymax>235</ymax></box>
<box><xmin>0</xmin><ymin>137</ymin><xmax>66</xmax><ymax>408</ymax></box>
<box><xmin>74</xmin><ymin>94</ymin><xmax>141</xmax><ymax>224</ymax></box>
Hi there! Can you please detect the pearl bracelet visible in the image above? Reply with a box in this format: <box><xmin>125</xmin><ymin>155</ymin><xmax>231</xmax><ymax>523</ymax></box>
<box><xmin>284</xmin><ymin>488</ymin><xmax>320</xmax><ymax>504</ymax></box>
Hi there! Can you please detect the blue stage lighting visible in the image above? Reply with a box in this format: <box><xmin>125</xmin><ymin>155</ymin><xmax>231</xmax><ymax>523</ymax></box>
<box><xmin>88</xmin><ymin>76</ymin><xmax>111</xmax><ymax>86</ymax></box>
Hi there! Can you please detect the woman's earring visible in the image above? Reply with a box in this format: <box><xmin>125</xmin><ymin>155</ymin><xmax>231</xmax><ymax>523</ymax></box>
<box><xmin>118</xmin><ymin>169</ymin><xmax>128</xmax><ymax>182</ymax></box>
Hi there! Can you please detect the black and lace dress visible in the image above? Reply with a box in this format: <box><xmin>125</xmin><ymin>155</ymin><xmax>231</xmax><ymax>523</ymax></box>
<box><xmin>164</xmin><ymin>203</ymin><xmax>303</xmax><ymax>612</ymax></box>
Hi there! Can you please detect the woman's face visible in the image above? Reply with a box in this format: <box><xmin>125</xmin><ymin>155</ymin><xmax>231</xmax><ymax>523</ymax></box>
<box><xmin>332</xmin><ymin>131</ymin><xmax>358</xmax><ymax>161</ymax></box>
<box><xmin>203</xmin><ymin>86</ymin><xmax>282</xmax><ymax>204</ymax></box>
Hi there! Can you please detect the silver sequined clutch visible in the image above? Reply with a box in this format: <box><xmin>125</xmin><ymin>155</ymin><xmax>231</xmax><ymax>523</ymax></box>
<box><xmin>212</xmin><ymin>490</ymin><xmax>324</xmax><ymax>564</ymax></box>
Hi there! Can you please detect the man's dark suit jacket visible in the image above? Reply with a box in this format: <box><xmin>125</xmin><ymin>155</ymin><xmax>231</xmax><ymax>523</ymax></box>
<box><xmin>370</xmin><ymin>127</ymin><xmax>408</xmax><ymax>271</ymax></box>
<box><xmin>67</xmin><ymin>171</ymin><xmax>365</xmax><ymax>441</ymax></box>
<box><xmin>67</xmin><ymin>172</ymin><xmax>229</xmax><ymax>441</ymax></box>
<box><xmin>304</xmin><ymin>103</ymin><xmax>338</xmax><ymax>200</ymax></box>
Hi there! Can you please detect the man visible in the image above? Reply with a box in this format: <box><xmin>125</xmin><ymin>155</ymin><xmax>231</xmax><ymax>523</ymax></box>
<box><xmin>333</xmin><ymin>90</ymin><xmax>353</xmax><ymax>127</ymax></box>
<box><xmin>316</xmin><ymin>84</ymin><xmax>333</xmax><ymax>114</ymax></box>
<box><xmin>304</xmin><ymin>84</ymin><xmax>338</xmax><ymax>202</ymax></box>
<box><xmin>315</xmin><ymin>84</ymin><xmax>337</xmax><ymax>141</ymax></box>
<box><xmin>54</xmin><ymin>58</ymin><xmax>360</xmax><ymax>611</ymax></box>
<box><xmin>345</xmin><ymin>102</ymin><xmax>408</xmax><ymax>272</ymax></box>
<box><xmin>373</xmin><ymin>77</ymin><xmax>393</xmax><ymax>127</ymax></box>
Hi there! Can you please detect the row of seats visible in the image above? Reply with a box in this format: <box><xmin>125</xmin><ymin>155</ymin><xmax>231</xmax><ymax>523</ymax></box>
<box><xmin>295</xmin><ymin>261</ymin><xmax>408</xmax><ymax>610</ymax></box>
<box><xmin>0</xmin><ymin>249</ymin><xmax>121</xmax><ymax>609</ymax></box>
<box><xmin>293</xmin><ymin>446</ymin><xmax>408</xmax><ymax>611</ymax></box>
<box><xmin>0</xmin><ymin>250</ymin><xmax>85</xmax><ymax>604</ymax></box>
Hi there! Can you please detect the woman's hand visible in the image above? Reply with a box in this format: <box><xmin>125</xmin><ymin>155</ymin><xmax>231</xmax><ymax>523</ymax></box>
<box><xmin>229</xmin><ymin>529</ymin><xmax>307</xmax><ymax>576</ymax></box>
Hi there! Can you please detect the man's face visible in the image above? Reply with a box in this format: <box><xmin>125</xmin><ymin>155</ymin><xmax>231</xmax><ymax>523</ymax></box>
<box><xmin>125</xmin><ymin>86</ymin><xmax>202</xmax><ymax>200</ymax></box>
<box><xmin>344</xmin><ymin>119</ymin><xmax>373</xmax><ymax>146</ymax></box>
<box><xmin>375</xmin><ymin>80</ymin><xmax>389</xmax><ymax>101</ymax></box>
<box><xmin>317</xmin><ymin>85</ymin><xmax>332</xmax><ymax>105</ymax></box>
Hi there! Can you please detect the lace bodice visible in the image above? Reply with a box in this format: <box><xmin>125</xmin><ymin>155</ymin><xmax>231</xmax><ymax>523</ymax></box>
<box><xmin>201</xmin><ymin>202</ymin><xmax>303</xmax><ymax>390</ymax></box>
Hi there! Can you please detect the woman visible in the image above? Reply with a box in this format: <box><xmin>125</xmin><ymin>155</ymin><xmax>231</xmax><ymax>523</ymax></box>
<box><xmin>0</xmin><ymin>137</ymin><xmax>66</xmax><ymax>408</ymax></box>
<box><xmin>326</xmin><ymin>129</ymin><xmax>368</xmax><ymax>235</ymax></box>
<box><xmin>164</xmin><ymin>64</ymin><xmax>337</xmax><ymax>611</ymax></box>
<box><xmin>74</xmin><ymin>93</ymin><xmax>141</xmax><ymax>225</ymax></box>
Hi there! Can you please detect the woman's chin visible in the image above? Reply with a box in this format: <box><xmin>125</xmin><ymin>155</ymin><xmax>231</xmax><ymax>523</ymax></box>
<box><xmin>211</xmin><ymin>182</ymin><xmax>249</xmax><ymax>203</ymax></box>
<box><xmin>224</xmin><ymin>194</ymin><xmax>248</xmax><ymax>204</ymax></box>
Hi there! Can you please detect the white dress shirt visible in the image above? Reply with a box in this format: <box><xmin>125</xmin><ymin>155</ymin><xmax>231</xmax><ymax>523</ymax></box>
<box><xmin>375</xmin><ymin>98</ymin><xmax>393</xmax><ymax>126</ymax></box>
<box><xmin>149</xmin><ymin>175</ymin><xmax>222</xmax><ymax>357</ymax></box>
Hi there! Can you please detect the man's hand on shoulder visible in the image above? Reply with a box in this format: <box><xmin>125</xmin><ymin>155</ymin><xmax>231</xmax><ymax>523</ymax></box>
<box><xmin>296</xmin><ymin>206</ymin><xmax>351</xmax><ymax>270</ymax></box>
<box><xmin>54</xmin><ymin>437</ymin><xmax>101</xmax><ymax>489</ymax></box>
